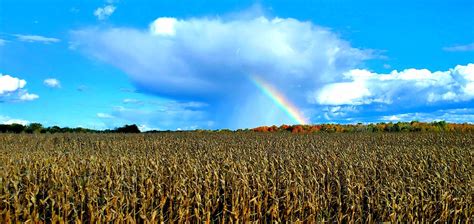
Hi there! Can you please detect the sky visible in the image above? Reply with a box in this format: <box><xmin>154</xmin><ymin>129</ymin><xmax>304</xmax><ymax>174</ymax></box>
<box><xmin>0</xmin><ymin>0</ymin><xmax>473</xmax><ymax>130</ymax></box>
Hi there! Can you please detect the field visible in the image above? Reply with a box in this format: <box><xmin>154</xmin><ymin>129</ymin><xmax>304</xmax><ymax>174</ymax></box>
<box><xmin>0</xmin><ymin>132</ymin><xmax>473</xmax><ymax>223</ymax></box>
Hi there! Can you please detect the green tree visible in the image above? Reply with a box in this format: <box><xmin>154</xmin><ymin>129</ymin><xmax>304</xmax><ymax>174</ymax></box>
<box><xmin>26</xmin><ymin>123</ymin><xmax>43</xmax><ymax>133</ymax></box>
<box><xmin>115</xmin><ymin>124</ymin><xmax>141</xmax><ymax>133</ymax></box>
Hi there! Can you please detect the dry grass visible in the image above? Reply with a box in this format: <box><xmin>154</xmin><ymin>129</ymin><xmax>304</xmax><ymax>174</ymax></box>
<box><xmin>0</xmin><ymin>132</ymin><xmax>473</xmax><ymax>223</ymax></box>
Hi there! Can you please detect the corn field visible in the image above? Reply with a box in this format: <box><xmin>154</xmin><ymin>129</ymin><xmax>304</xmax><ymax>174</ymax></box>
<box><xmin>0</xmin><ymin>132</ymin><xmax>473</xmax><ymax>223</ymax></box>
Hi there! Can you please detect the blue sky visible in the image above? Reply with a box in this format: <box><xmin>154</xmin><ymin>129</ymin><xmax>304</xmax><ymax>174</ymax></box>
<box><xmin>0</xmin><ymin>0</ymin><xmax>473</xmax><ymax>130</ymax></box>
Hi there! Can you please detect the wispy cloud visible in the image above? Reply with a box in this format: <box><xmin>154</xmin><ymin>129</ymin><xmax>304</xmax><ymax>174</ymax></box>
<box><xmin>70</xmin><ymin>7</ymin><xmax>80</xmax><ymax>14</ymax></box>
<box><xmin>443</xmin><ymin>43</ymin><xmax>474</xmax><ymax>52</ymax></box>
<box><xmin>0</xmin><ymin>38</ymin><xmax>6</xmax><ymax>46</ymax></box>
<box><xmin>15</xmin><ymin>34</ymin><xmax>60</xmax><ymax>43</ymax></box>
<box><xmin>119</xmin><ymin>88</ymin><xmax>136</xmax><ymax>93</ymax></box>
<box><xmin>123</xmin><ymin>98</ymin><xmax>142</xmax><ymax>104</ymax></box>
<box><xmin>43</xmin><ymin>78</ymin><xmax>61</xmax><ymax>88</ymax></box>
<box><xmin>97</xmin><ymin>113</ymin><xmax>114</xmax><ymax>119</ymax></box>
<box><xmin>94</xmin><ymin>5</ymin><xmax>116</xmax><ymax>20</ymax></box>
<box><xmin>380</xmin><ymin>108</ymin><xmax>474</xmax><ymax>123</ymax></box>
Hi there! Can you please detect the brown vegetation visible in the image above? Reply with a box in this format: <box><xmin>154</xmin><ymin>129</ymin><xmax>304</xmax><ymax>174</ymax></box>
<box><xmin>1</xmin><ymin>132</ymin><xmax>473</xmax><ymax>222</ymax></box>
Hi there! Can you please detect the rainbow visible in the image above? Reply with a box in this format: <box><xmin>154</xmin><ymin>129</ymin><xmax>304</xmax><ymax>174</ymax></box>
<box><xmin>250</xmin><ymin>75</ymin><xmax>309</xmax><ymax>125</ymax></box>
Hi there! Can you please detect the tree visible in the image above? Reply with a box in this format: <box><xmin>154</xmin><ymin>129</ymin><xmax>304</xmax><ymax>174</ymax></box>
<box><xmin>49</xmin><ymin>126</ymin><xmax>62</xmax><ymax>133</ymax></box>
<box><xmin>434</xmin><ymin>121</ymin><xmax>447</xmax><ymax>131</ymax></box>
<box><xmin>25</xmin><ymin>123</ymin><xmax>43</xmax><ymax>133</ymax></box>
<box><xmin>0</xmin><ymin>124</ymin><xmax>25</xmax><ymax>133</ymax></box>
<box><xmin>115</xmin><ymin>124</ymin><xmax>141</xmax><ymax>133</ymax></box>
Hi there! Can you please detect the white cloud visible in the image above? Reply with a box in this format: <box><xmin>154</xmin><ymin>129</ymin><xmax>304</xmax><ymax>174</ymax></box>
<box><xmin>97</xmin><ymin>113</ymin><xmax>114</xmax><ymax>119</ymax></box>
<box><xmin>150</xmin><ymin>17</ymin><xmax>178</xmax><ymax>36</ymax></box>
<box><xmin>0</xmin><ymin>39</ymin><xmax>6</xmax><ymax>46</ymax></box>
<box><xmin>0</xmin><ymin>74</ymin><xmax>26</xmax><ymax>94</ymax></box>
<box><xmin>0</xmin><ymin>73</ymin><xmax>39</xmax><ymax>102</ymax></box>
<box><xmin>321</xmin><ymin>106</ymin><xmax>359</xmax><ymax>120</ymax></box>
<box><xmin>72</xmin><ymin>12</ymin><xmax>474</xmax><ymax>127</ymax></box>
<box><xmin>73</xmin><ymin>15</ymin><xmax>369</xmax><ymax>98</ymax></box>
<box><xmin>380</xmin><ymin>108</ymin><xmax>474</xmax><ymax>123</ymax></box>
<box><xmin>314</xmin><ymin>63</ymin><xmax>474</xmax><ymax>106</ymax></box>
<box><xmin>137</xmin><ymin>124</ymin><xmax>158</xmax><ymax>132</ymax></box>
<box><xmin>3</xmin><ymin>119</ymin><xmax>29</xmax><ymax>125</ymax></box>
<box><xmin>72</xmin><ymin>14</ymin><xmax>371</xmax><ymax>128</ymax></box>
<box><xmin>0</xmin><ymin>116</ymin><xmax>29</xmax><ymax>125</ymax></box>
<box><xmin>316</xmin><ymin>82</ymin><xmax>371</xmax><ymax>105</ymax></box>
<box><xmin>43</xmin><ymin>78</ymin><xmax>61</xmax><ymax>88</ymax></box>
<box><xmin>385</xmin><ymin>115</ymin><xmax>400</xmax><ymax>121</ymax></box>
<box><xmin>123</xmin><ymin>98</ymin><xmax>142</xmax><ymax>104</ymax></box>
<box><xmin>15</xmin><ymin>34</ymin><xmax>60</xmax><ymax>43</ymax></box>
<box><xmin>94</xmin><ymin>5</ymin><xmax>116</xmax><ymax>20</ymax></box>
<box><xmin>19</xmin><ymin>92</ymin><xmax>39</xmax><ymax>101</ymax></box>
<box><xmin>443</xmin><ymin>43</ymin><xmax>474</xmax><ymax>52</ymax></box>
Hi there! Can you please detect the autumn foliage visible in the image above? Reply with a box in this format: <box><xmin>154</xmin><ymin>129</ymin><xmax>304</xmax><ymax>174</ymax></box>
<box><xmin>252</xmin><ymin>121</ymin><xmax>474</xmax><ymax>133</ymax></box>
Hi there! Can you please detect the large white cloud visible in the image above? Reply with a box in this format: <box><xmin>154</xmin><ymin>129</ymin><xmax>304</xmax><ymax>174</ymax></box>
<box><xmin>314</xmin><ymin>63</ymin><xmax>474</xmax><ymax>106</ymax></box>
<box><xmin>72</xmin><ymin>15</ymin><xmax>372</xmax><ymax>128</ymax></box>
<box><xmin>72</xmin><ymin>15</ymin><xmax>370</xmax><ymax>99</ymax></box>
<box><xmin>72</xmin><ymin>14</ymin><xmax>474</xmax><ymax>127</ymax></box>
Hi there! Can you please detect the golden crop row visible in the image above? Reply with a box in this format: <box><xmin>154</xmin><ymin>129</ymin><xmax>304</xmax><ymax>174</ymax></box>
<box><xmin>0</xmin><ymin>132</ymin><xmax>472</xmax><ymax>223</ymax></box>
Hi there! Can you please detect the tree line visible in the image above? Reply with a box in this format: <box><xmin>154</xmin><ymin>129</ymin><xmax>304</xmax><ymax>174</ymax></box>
<box><xmin>252</xmin><ymin>121</ymin><xmax>474</xmax><ymax>133</ymax></box>
<box><xmin>0</xmin><ymin>123</ymin><xmax>141</xmax><ymax>134</ymax></box>
<box><xmin>0</xmin><ymin>121</ymin><xmax>473</xmax><ymax>134</ymax></box>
